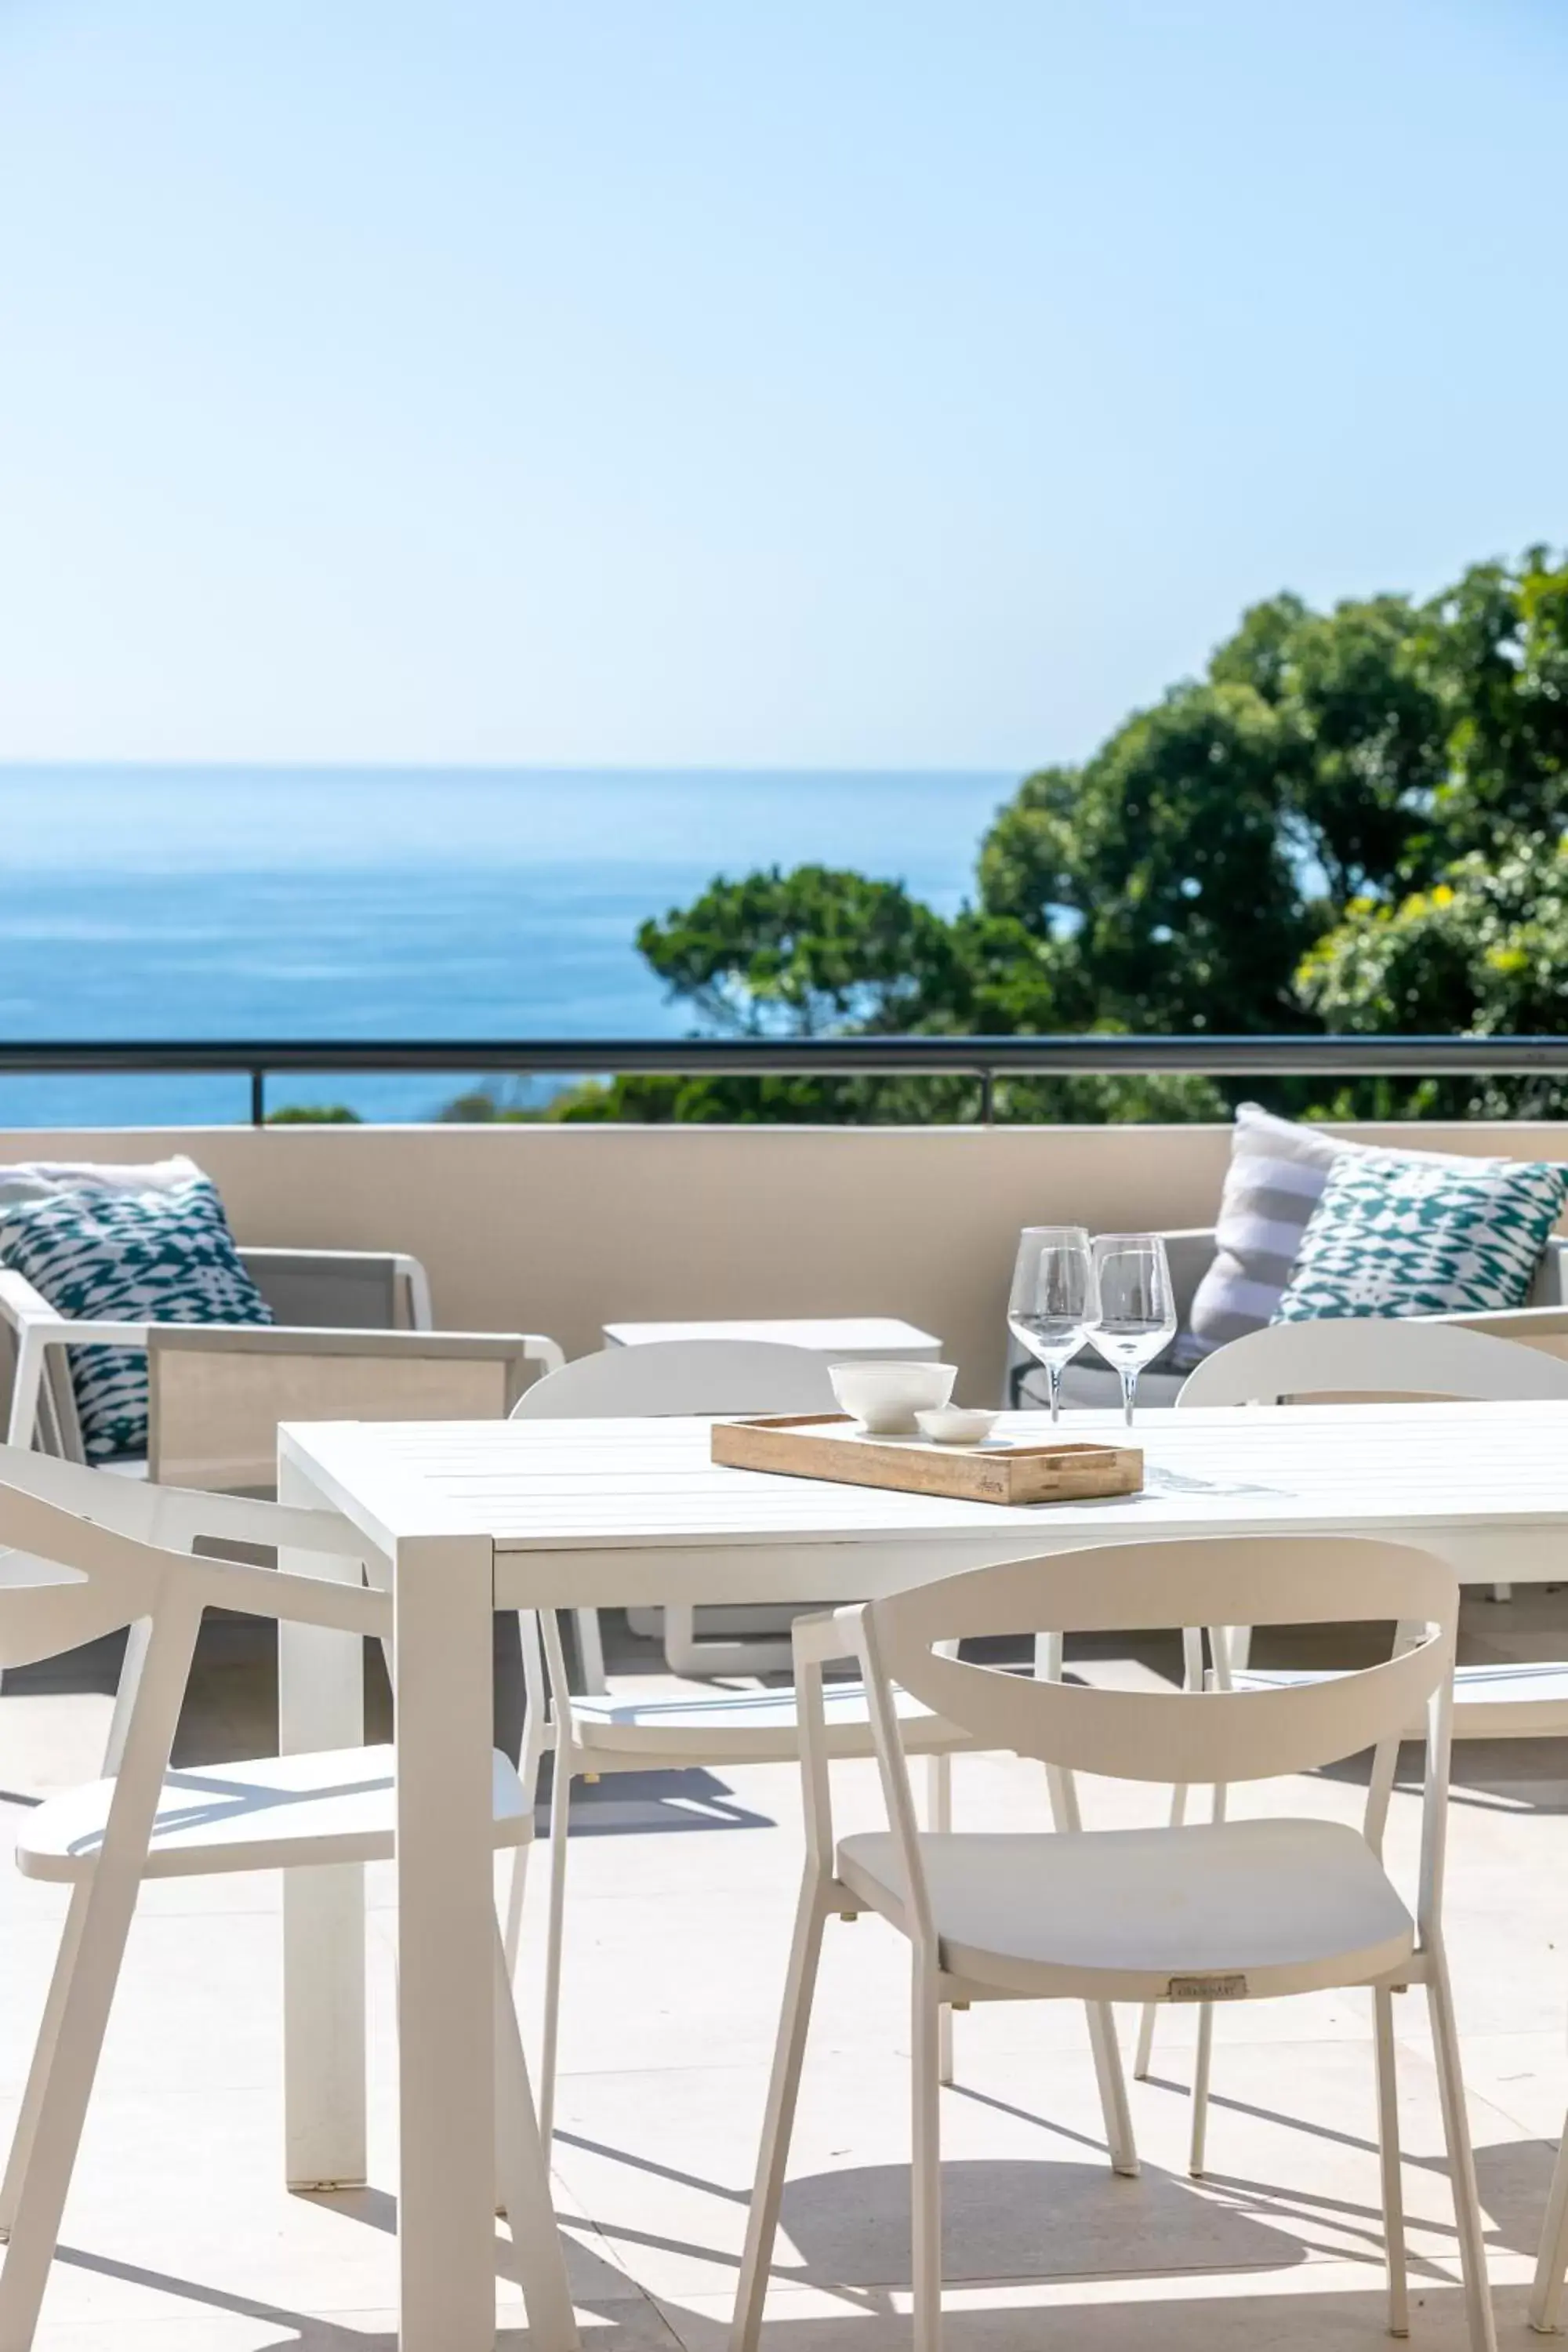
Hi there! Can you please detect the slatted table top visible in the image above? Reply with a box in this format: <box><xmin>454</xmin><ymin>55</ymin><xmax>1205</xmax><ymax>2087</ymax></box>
<box><xmin>279</xmin><ymin>1399</ymin><xmax>1568</xmax><ymax>1559</ymax></box>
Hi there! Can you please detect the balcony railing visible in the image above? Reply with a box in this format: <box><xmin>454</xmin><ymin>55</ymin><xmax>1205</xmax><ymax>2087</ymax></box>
<box><xmin>0</xmin><ymin>1033</ymin><xmax>1566</xmax><ymax>1123</ymax></box>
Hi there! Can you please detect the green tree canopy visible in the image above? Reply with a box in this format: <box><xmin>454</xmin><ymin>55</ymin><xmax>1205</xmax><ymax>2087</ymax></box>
<box><xmin>1297</xmin><ymin>840</ymin><xmax>1568</xmax><ymax>1036</ymax></box>
<box><xmin>632</xmin><ymin>866</ymin><xmax>967</xmax><ymax>1036</ymax></box>
<box><xmin>978</xmin><ymin>680</ymin><xmax>1308</xmax><ymax>1033</ymax></box>
<box><xmin>1294</xmin><ymin>835</ymin><xmax>1568</xmax><ymax>1116</ymax></box>
<box><xmin>633</xmin><ymin>866</ymin><xmax>1084</xmax><ymax>1040</ymax></box>
<box><xmin>470</xmin><ymin>543</ymin><xmax>1568</xmax><ymax>1128</ymax></box>
<box><xmin>1415</xmin><ymin>549</ymin><xmax>1568</xmax><ymax>854</ymax></box>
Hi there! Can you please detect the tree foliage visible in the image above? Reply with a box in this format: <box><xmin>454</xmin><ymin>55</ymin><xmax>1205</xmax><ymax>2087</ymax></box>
<box><xmin>1295</xmin><ymin>837</ymin><xmax>1568</xmax><ymax>1117</ymax></box>
<box><xmin>440</xmin><ymin>545</ymin><xmax>1568</xmax><ymax>1127</ymax></box>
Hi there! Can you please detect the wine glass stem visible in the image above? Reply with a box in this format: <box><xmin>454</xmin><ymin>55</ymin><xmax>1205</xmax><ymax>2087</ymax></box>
<box><xmin>1120</xmin><ymin>1368</ymin><xmax>1138</xmax><ymax>1428</ymax></box>
<box><xmin>1047</xmin><ymin>1363</ymin><xmax>1063</xmax><ymax>1425</ymax></box>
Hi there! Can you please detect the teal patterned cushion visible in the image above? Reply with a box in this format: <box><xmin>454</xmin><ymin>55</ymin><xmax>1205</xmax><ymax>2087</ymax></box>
<box><xmin>1272</xmin><ymin>1149</ymin><xmax>1568</xmax><ymax>1325</ymax></box>
<box><xmin>0</xmin><ymin>1174</ymin><xmax>272</xmax><ymax>1461</ymax></box>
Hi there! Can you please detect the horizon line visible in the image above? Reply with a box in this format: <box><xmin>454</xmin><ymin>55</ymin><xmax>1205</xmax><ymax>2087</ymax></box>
<box><xmin>0</xmin><ymin>758</ymin><xmax>1025</xmax><ymax>782</ymax></box>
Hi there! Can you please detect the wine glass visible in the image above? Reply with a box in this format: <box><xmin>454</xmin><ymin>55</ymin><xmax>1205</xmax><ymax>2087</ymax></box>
<box><xmin>1007</xmin><ymin>1225</ymin><xmax>1096</xmax><ymax>1424</ymax></box>
<box><xmin>1086</xmin><ymin>1232</ymin><xmax>1177</xmax><ymax>1427</ymax></box>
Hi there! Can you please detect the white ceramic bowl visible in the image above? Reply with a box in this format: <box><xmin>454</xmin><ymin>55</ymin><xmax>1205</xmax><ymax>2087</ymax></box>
<box><xmin>914</xmin><ymin>1406</ymin><xmax>998</xmax><ymax>1446</ymax></box>
<box><xmin>829</xmin><ymin>1359</ymin><xmax>956</xmax><ymax>1436</ymax></box>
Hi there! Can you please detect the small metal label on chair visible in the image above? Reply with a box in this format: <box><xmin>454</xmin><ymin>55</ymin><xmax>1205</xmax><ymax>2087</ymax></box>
<box><xmin>1167</xmin><ymin>1973</ymin><xmax>1247</xmax><ymax>2002</ymax></box>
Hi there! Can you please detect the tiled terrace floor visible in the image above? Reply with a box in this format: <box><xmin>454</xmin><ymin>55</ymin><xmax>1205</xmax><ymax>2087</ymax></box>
<box><xmin>2</xmin><ymin>1596</ymin><xmax>1567</xmax><ymax>2349</ymax></box>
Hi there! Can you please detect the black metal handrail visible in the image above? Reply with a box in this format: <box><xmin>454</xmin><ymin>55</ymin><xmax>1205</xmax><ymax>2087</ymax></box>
<box><xmin>0</xmin><ymin>1033</ymin><xmax>1565</xmax><ymax>1124</ymax></box>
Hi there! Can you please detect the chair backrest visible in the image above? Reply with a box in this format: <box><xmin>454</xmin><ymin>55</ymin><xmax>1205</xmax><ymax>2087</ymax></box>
<box><xmin>239</xmin><ymin>1248</ymin><xmax>433</xmax><ymax>1332</ymax></box>
<box><xmin>0</xmin><ymin>1445</ymin><xmax>384</xmax><ymax>1674</ymax></box>
<box><xmin>862</xmin><ymin>1535</ymin><xmax>1457</xmax><ymax>1790</ymax></box>
<box><xmin>0</xmin><ymin>1452</ymin><xmax>389</xmax><ymax>1939</ymax></box>
<box><xmin>510</xmin><ymin>1338</ymin><xmax>837</xmax><ymax>1420</ymax></box>
<box><xmin>0</xmin><ymin>1450</ymin><xmax>169</xmax><ymax>1670</ymax></box>
<box><xmin>1176</xmin><ymin>1316</ymin><xmax>1568</xmax><ymax>1409</ymax></box>
<box><xmin>147</xmin><ymin>1327</ymin><xmax>539</xmax><ymax>1489</ymax></box>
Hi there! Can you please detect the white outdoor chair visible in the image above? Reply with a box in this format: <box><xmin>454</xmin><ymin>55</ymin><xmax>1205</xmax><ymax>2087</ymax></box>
<box><xmin>730</xmin><ymin>1535</ymin><xmax>1494</xmax><ymax>2352</ymax></box>
<box><xmin>0</xmin><ymin>1448</ymin><xmax>576</xmax><ymax>2352</ymax></box>
<box><xmin>508</xmin><ymin>1339</ymin><xmax>1138</xmax><ymax>2171</ymax></box>
<box><xmin>0</xmin><ymin>1258</ymin><xmax>562</xmax><ymax>1490</ymax></box>
<box><xmin>510</xmin><ymin>1337</ymin><xmax>839</xmax><ymax>1689</ymax></box>
<box><xmin>1131</xmin><ymin>1316</ymin><xmax>1568</xmax><ymax>2160</ymax></box>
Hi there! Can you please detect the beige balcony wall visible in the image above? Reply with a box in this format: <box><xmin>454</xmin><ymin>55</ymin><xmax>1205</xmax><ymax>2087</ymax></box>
<box><xmin>3</xmin><ymin>1120</ymin><xmax>1567</xmax><ymax>1399</ymax></box>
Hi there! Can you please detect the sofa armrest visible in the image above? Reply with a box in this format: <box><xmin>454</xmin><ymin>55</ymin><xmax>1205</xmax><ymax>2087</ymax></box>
<box><xmin>1160</xmin><ymin>1229</ymin><xmax>1217</xmax><ymax>1326</ymax></box>
<box><xmin>1425</xmin><ymin>1304</ymin><xmax>1568</xmax><ymax>1359</ymax></box>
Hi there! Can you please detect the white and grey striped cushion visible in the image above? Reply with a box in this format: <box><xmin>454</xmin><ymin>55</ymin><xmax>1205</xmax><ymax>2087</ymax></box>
<box><xmin>1188</xmin><ymin>1105</ymin><xmax>1367</xmax><ymax>1357</ymax></box>
<box><xmin>1188</xmin><ymin>1105</ymin><xmax>1568</xmax><ymax>1356</ymax></box>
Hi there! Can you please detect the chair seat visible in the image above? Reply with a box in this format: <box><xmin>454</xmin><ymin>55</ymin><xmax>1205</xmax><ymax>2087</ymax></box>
<box><xmin>1232</xmin><ymin>1659</ymin><xmax>1568</xmax><ymax>1738</ymax></box>
<box><xmin>570</xmin><ymin>1681</ymin><xmax>964</xmax><ymax>1766</ymax></box>
<box><xmin>835</xmin><ymin>1818</ymin><xmax>1414</xmax><ymax>2001</ymax></box>
<box><xmin>17</xmin><ymin>1744</ymin><xmax>532</xmax><ymax>1882</ymax></box>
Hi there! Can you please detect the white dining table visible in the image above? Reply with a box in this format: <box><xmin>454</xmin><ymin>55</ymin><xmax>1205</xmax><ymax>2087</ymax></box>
<box><xmin>275</xmin><ymin>1399</ymin><xmax>1568</xmax><ymax>2352</ymax></box>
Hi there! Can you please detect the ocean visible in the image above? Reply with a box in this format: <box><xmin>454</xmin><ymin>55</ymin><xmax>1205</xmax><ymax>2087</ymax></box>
<box><xmin>0</xmin><ymin>767</ymin><xmax>1015</xmax><ymax>1125</ymax></box>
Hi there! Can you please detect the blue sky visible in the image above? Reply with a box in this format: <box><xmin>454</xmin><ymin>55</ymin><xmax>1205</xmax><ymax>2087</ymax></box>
<box><xmin>1</xmin><ymin>0</ymin><xmax>1563</xmax><ymax>771</ymax></box>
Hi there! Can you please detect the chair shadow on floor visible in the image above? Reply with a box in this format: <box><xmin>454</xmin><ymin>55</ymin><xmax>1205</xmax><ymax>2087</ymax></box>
<box><xmin>49</xmin><ymin>2201</ymin><xmax>662</xmax><ymax>2351</ymax></box>
<box><xmin>38</xmin><ymin>2100</ymin><xmax>1557</xmax><ymax>2350</ymax></box>
<box><xmin>659</xmin><ymin>2277</ymin><xmax>1540</xmax><ymax>2352</ymax></box>
<box><xmin>547</xmin><ymin>2074</ymin><xmax>1559</xmax><ymax>2320</ymax></box>
<box><xmin>545</xmin><ymin>1762</ymin><xmax>775</xmax><ymax>1837</ymax></box>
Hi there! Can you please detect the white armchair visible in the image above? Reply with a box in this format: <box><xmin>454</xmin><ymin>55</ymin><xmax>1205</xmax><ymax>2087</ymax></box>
<box><xmin>0</xmin><ymin>1250</ymin><xmax>561</xmax><ymax>1486</ymax></box>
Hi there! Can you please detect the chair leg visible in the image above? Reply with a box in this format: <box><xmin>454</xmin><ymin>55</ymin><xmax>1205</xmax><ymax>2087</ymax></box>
<box><xmin>926</xmin><ymin>1757</ymin><xmax>956</xmax><ymax>2088</ymax></box>
<box><xmin>1037</xmin><ymin>1633</ymin><xmax>1081</xmax><ymax>1839</ymax></box>
<box><xmin>1033</xmin><ymin>1634</ymin><xmax>1137</xmax><ymax>2176</ymax></box>
<box><xmin>1133</xmin><ymin>1998</ymin><xmax>1159</xmax><ymax>2084</ymax></box>
<box><xmin>1530</xmin><ymin>2106</ymin><xmax>1568</xmax><ymax>2332</ymax></box>
<box><xmin>539</xmin><ymin>1751</ymin><xmax>575</xmax><ymax>2152</ymax></box>
<box><xmin>1425</xmin><ymin>1947</ymin><xmax>1498</xmax><ymax>2352</ymax></box>
<box><xmin>1366</xmin><ymin>1735</ymin><xmax>1401</xmax><ymax>1858</ymax></box>
<box><xmin>662</xmin><ymin>1603</ymin><xmax>695</xmax><ymax>1677</ymax></box>
<box><xmin>926</xmin><ymin>1754</ymin><xmax>952</xmax><ymax>1833</ymax></box>
<box><xmin>730</xmin><ymin>1877</ymin><xmax>832</xmax><ymax>2352</ymax></box>
<box><xmin>1189</xmin><ymin>2002</ymin><xmax>1214</xmax><ymax>2178</ymax></box>
<box><xmin>1044</xmin><ymin>1758</ymin><xmax>1137</xmax><ymax>2169</ymax></box>
<box><xmin>1186</xmin><ymin>1770</ymin><xmax>1230</xmax><ymax>2179</ymax></box>
<box><xmin>0</xmin><ymin>1867</ymin><xmax>141</xmax><ymax>2350</ymax></box>
<box><xmin>1045</xmin><ymin>1761</ymin><xmax>1080</xmax><ymax>1833</ymax></box>
<box><xmin>0</xmin><ymin>1886</ymin><xmax>91</xmax><ymax>2243</ymax></box>
<box><xmin>1085</xmin><ymin>2002</ymin><xmax>1138</xmax><ymax>2179</ymax></box>
<box><xmin>502</xmin><ymin>1838</ymin><xmax>532</xmax><ymax>1980</ymax></box>
<box><xmin>573</xmin><ymin>1609</ymin><xmax>607</xmax><ymax>1695</ymax></box>
<box><xmin>1134</xmin><ymin>1780</ymin><xmax>1189</xmax><ymax>2080</ymax></box>
<box><xmin>1373</xmin><ymin>1987</ymin><xmax>1409</xmax><ymax>2337</ymax></box>
<box><xmin>0</xmin><ymin>1596</ymin><xmax>198</xmax><ymax>2352</ymax></box>
<box><xmin>492</xmin><ymin>1922</ymin><xmax>579</xmax><ymax>2351</ymax></box>
<box><xmin>661</xmin><ymin>1604</ymin><xmax>695</xmax><ymax>1677</ymax></box>
<box><xmin>911</xmin><ymin>1959</ymin><xmax>944</xmax><ymax>2352</ymax></box>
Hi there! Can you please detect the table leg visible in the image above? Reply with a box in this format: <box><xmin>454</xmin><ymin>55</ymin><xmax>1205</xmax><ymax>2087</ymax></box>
<box><xmin>395</xmin><ymin>1533</ymin><xmax>499</xmax><ymax>2352</ymax></box>
<box><xmin>278</xmin><ymin>1454</ymin><xmax>368</xmax><ymax>2190</ymax></box>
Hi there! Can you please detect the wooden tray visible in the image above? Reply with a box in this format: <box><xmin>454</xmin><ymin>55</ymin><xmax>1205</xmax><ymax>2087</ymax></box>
<box><xmin>710</xmin><ymin>1414</ymin><xmax>1143</xmax><ymax>1506</ymax></box>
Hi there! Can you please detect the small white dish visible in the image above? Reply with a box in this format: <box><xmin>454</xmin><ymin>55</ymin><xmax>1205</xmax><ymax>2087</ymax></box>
<box><xmin>829</xmin><ymin>1359</ymin><xmax>956</xmax><ymax>1436</ymax></box>
<box><xmin>914</xmin><ymin>1406</ymin><xmax>998</xmax><ymax>1446</ymax></box>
